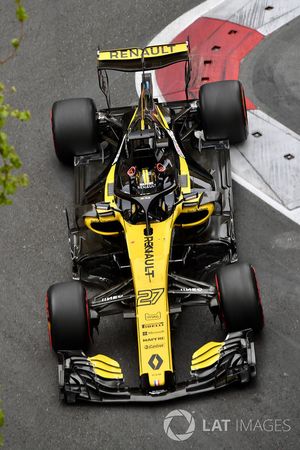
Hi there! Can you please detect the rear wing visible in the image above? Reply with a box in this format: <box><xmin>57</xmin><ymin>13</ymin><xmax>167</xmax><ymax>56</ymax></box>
<box><xmin>97</xmin><ymin>42</ymin><xmax>189</xmax><ymax>72</ymax></box>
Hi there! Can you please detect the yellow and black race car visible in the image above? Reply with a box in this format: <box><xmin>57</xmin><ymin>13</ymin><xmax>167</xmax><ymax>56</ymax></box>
<box><xmin>46</xmin><ymin>42</ymin><xmax>264</xmax><ymax>403</ymax></box>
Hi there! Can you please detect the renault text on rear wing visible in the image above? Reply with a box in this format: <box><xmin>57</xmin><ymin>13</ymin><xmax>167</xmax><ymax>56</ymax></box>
<box><xmin>97</xmin><ymin>42</ymin><xmax>189</xmax><ymax>72</ymax></box>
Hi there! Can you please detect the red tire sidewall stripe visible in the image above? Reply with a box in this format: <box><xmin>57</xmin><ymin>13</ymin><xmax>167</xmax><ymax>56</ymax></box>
<box><xmin>240</xmin><ymin>83</ymin><xmax>248</xmax><ymax>129</ymax></box>
<box><xmin>45</xmin><ymin>293</ymin><xmax>53</xmax><ymax>350</ymax></box>
<box><xmin>215</xmin><ymin>273</ymin><xmax>228</xmax><ymax>330</ymax></box>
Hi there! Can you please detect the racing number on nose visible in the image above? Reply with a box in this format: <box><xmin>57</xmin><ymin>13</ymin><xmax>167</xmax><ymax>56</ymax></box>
<box><xmin>137</xmin><ymin>288</ymin><xmax>164</xmax><ymax>306</ymax></box>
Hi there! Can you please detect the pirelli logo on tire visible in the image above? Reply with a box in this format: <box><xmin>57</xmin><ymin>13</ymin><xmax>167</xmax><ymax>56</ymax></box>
<box><xmin>137</xmin><ymin>288</ymin><xmax>164</xmax><ymax>306</ymax></box>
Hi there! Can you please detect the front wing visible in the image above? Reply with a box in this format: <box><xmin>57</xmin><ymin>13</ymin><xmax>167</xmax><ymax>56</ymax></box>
<box><xmin>57</xmin><ymin>329</ymin><xmax>256</xmax><ymax>404</ymax></box>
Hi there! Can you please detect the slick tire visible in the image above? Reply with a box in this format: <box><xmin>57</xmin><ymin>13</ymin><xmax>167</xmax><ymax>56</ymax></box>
<box><xmin>51</xmin><ymin>97</ymin><xmax>97</xmax><ymax>165</ymax></box>
<box><xmin>199</xmin><ymin>80</ymin><xmax>248</xmax><ymax>144</ymax></box>
<box><xmin>46</xmin><ymin>281</ymin><xmax>90</xmax><ymax>351</ymax></box>
<box><xmin>216</xmin><ymin>263</ymin><xmax>264</xmax><ymax>332</ymax></box>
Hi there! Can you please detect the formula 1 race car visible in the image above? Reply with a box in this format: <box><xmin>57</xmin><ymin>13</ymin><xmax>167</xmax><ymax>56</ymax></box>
<box><xmin>46</xmin><ymin>42</ymin><xmax>264</xmax><ymax>403</ymax></box>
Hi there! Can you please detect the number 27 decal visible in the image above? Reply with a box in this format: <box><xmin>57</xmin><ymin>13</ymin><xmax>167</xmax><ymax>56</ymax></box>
<box><xmin>137</xmin><ymin>288</ymin><xmax>164</xmax><ymax>306</ymax></box>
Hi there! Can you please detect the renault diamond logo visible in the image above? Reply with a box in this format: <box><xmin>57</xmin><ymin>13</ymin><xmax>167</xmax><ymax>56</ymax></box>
<box><xmin>148</xmin><ymin>353</ymin><xmax>163</xmax><ymax>370</ymax></box>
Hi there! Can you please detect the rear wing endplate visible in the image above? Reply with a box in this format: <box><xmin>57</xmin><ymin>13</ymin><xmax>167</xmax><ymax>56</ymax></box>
<box><xmin>97</xmin><ymin>42</ymin><xmax>189</xmax><ymax>72</ymax></box>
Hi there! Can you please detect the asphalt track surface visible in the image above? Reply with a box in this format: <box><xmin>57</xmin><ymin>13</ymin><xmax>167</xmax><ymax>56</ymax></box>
<box><xmin>0</xmin><ymin>1</ymin><xmax>299</xmax><ymax>449</ymax></box>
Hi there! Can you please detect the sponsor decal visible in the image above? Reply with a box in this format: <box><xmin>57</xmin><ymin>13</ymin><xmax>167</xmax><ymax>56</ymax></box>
<box><xmin>97</xmin><ymin>294</ymin><xmax>123</xmax><ymax>303</ymax></box>
<box><xmin>144</xmin><ymin>235</ymin><xmax>155</xmax><ymax>280</ymax></box>
<box><xmin>145</xmin><ymin>311</ymin><xmax>161</xmax><ymax>321</ymax></box>
<box><xmin>180</xmin><ymin>287</ymin><xmax>203</xmax><ymax>293</ymax></box>
<box><xmin>145</xmin><ymin>343</ymin><xmax>164</xmax><ymax>350</ymax></box>
<box><xmin>148</xmin><ymin>354</ymin><xmax>163</xmax><ymax>370</ymax></box>
<box><xmin>146</xmin><ymin>330</ymin><xmax>164</xmax><ymax>335</ymax></box>
<box><xmin>143</xmin><ymin>336</ymin><xmax>164</xmax><ymax>342</ymax></box>
<box><xmin>142</xmin><ymin>330</ymin><xmax>164</xmax><ymax>336</ymax></box>
<box><xmin>142</xmin><ymin>321</ymin><xmax>164</xmax><ymax>328</ymax></box>
<box><xmin>139</xmin><ymin>184</ymin><xmax>155</xmax><ymax>191</ymax></box>
<box><xmin>106</xmin><ymin>44</ymin><xmax>177</xmax><ymax>60</ymax></box>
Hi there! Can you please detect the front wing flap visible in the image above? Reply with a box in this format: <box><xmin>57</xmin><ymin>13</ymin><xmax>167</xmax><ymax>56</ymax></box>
<box><xmin>58</xmin><ymin>329</ymin><xmax>256</xmax><ymax>403</ymax></box>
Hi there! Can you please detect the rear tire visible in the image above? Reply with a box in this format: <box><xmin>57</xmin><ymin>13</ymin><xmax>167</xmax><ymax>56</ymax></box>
<box><xmin>216</xmin><ymin>263</ymin><xmax>264</xmax><ymax>332</ymax></box>
<box><xmin>51</xmin><ymin>97</ymin><xmax>97</xmax><ymax>165</ymax></box>
<box><xmin>199</xmin><ymin>80</ymin><xmax>248</xmax><ymax>144</ymax></box>
<box><xmin>46</xmin><ymin>281</ymin><xmax>90</xmax><ymax>351</ymax></box>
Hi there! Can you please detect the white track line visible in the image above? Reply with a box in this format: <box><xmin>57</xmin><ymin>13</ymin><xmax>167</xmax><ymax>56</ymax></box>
<box><xmin>135</xmin><ymin>0</ymin><xmax>300</xmax><ymax>225</ymax></box>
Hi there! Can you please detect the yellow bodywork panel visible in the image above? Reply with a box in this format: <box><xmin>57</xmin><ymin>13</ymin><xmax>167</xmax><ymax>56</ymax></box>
<box><xmin>105</xmin><ymin>164</ymin><xmax>116</xmax><ymax>203</ymax></box>
<box><xmin>84</xmin><ymin>217</ymin><xmax>120</xmax><ymax>236</ymax></box>
<box><xmin>155</xmin><ymin>105</ymin><xmax>170</xmax><ymax>130</ymax></box>
<box><xmin>191</xmin><ymin>341</ymin><xmax>225</xmax><ymax>371</ymax></box>
<box><xmin>88</xmin><ymin>354</ymin><xmax>124</xmax><ymax>379</ymax></box>
<box><xmin>177</xmin><ymin>202</ymin><xmax>215</xmax><ymax>228</ymax></box>
<box><xmin>123</xmin><ymin>217</ymin><xmax>176</xmax><ymax>387</ymax></box>
<box><xmin>98</xmin><ymin>43</ymin><xmax>188</xmax><ymax>62</ymax></box>
<box><xmin>128</xmin><ymin>107</ymin><xmax>138</xmax><ymax>129</ymax></box>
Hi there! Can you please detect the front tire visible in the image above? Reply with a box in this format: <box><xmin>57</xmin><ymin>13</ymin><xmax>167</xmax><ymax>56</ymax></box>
<box><xmin>199</xmin><ymin>80</ymin><xmax>248</xmax><ymax>144</ymax></box>
<box><xmin>216</xmin><ymin>263</ymin><xmax>264</xmax><ymax>332</ymax></box>
<box><xmin>46</xmin><ymin>281</ymin><xmax>90</xmax><ymax>351</ymax></box>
